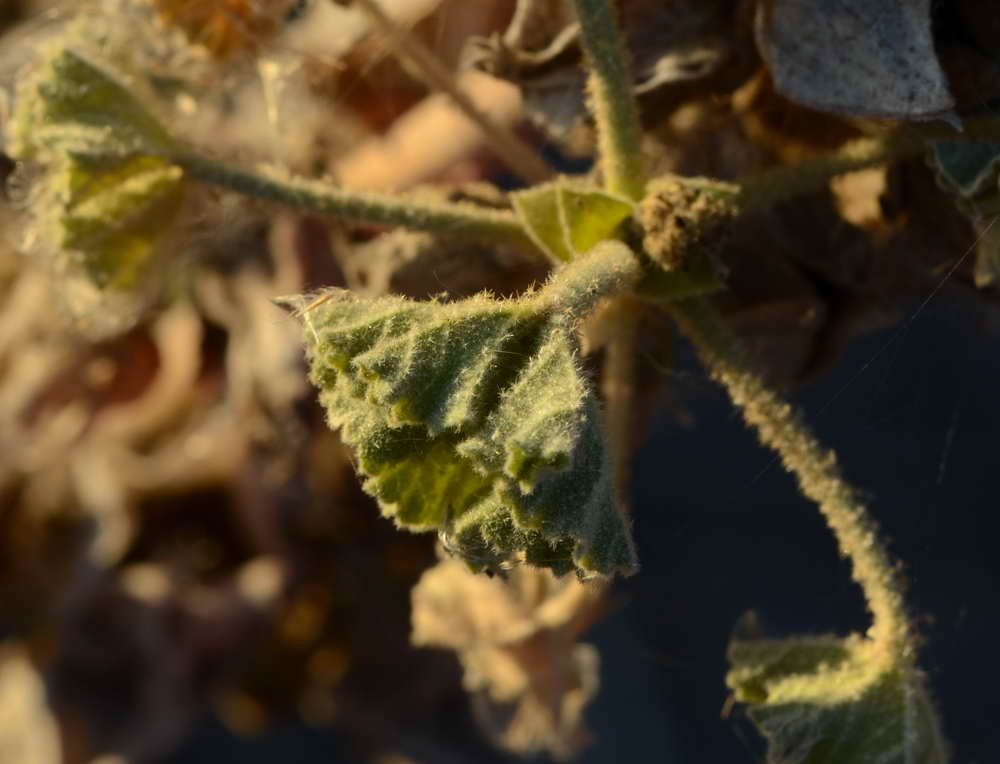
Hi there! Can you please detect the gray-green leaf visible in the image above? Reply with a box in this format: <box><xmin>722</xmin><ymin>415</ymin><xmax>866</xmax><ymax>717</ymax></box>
<box><xmin>285</xmin><ymin>244</ymin><xmax>640</xmax><ymax>578</ymax></box>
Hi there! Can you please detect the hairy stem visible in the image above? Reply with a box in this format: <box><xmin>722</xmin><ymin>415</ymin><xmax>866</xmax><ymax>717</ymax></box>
<box><xmin>353</xmin><ymin>0</ymin><xmax>553</xmax><ymax>185</ymax></box>
<box><xmin>173</xmin><ymin>151</ymin><xmax>536</xmax><ymax>249</ymax></box>
<box><xmin>541</xmin><ymin>239</ymin><xmax>642</xmax><ymax>319</ymax></box>
<box><xmin>570</xmin><ymin>0</ymin><xmax>646</xmax><ymax>201</ymax></box>
<box><xmin>734</xmin><ymin>134</ymin><xmax>925</xmax><ymax>211</ymax></box>
<box><xmin>671</xmin><ymin>297</ymin><xmax>915</xmax><ymax>666</ymax></box>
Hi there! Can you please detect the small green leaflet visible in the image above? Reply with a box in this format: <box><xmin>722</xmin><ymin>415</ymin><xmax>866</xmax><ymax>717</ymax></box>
<box><xmin>727</xmin><ymin>632</ymin><xmax>948</xmax><ymax>764</ymax></box>
<box><xmin>511</xmin><ymin>181</ymin><xmax>635</xmax><ymax>262</ymax></box>
<box><xmin>285</xmin><ymin>244</ymin><xmax>640</xmax><ymax>578</ymax></box>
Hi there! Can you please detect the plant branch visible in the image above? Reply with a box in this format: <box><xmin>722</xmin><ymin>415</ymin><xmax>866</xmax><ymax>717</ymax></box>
<box><xmin>670</xmin><ymin>297</ymin><xmax>915</xmax><ymax>666</ymax></box>
<box><xmin>734</xmin><ymin>133</ymin><xmax>925</xmax><ymax>211</ymax></box>
<box><xmin>351</xmin><ymin>0</ymin><xmax>553</xmax><ymax>185</ymax></box>
<box><xmin>173</xmin><ymin>151</ymin><xmax>537</xmax><ymax>249</ymax></box>
<box><xmin>570</xmin><ymin>0</ymin><xmax>646</xmax><ymax>201</ymax></box>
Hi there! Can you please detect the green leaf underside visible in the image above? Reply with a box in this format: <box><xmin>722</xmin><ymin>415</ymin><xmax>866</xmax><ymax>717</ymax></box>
<box><xmin>727</xmin><ymin>635</ymin><xmax>947</xmax><ymax>764</ymax></box>
<box><xmin>9</xmin><ymin>48</ymin><xmax>185</xmax><ymax>291</ymax></box>
<box><xmin>60</xmin><ymin>154</ymin><xmax>185</xmax><ymax>288</ymax></box>
<box><xmin>511</xmin><ymin>182</ymin><xmax>634</xmax><ymax>263</ymax></box>
<box><xmin>291</xmin><ymin>287</ymin><xmax>636</xmax><ymax>578</ymax></box>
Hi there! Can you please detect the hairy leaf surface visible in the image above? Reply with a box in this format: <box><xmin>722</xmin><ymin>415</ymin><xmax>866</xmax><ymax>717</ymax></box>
<box><xmin>727</xmin><ymin>633</ymin><xmax>948</xmax><ymax>764</ymax></box>
<box><xmin>7</xmin><ymin>47</ymin><xmax>186</xmax><ymax>327</ymax></box>
<box><xmin>285</xmin><ymin>249</ymin><xmax>640</xmax><ymax>578</ymax></box>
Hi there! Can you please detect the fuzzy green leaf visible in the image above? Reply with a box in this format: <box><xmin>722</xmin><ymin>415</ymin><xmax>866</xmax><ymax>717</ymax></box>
<box><xmin>59</xmin><ymin>154</ymin><xmax>185</xmax><ymax>288</ymax></box>
<box><xmin>727</xmin><ymin>633</ymin><xmax>948</xmax><ymax>764</ymax></box>
<box><xmin>7</xmin><ymin>47</ymin><xmax>186</xmax><ymax>311</ymax></box>
<box><xmin>285</xmin><ymin>247</ymin><xmax>640</xmax><ymax>578</ymax></box>
<box><xmin>9</xmin><ymin>49</ymin><xmax>175</xmax><ymax>161</ymax></box>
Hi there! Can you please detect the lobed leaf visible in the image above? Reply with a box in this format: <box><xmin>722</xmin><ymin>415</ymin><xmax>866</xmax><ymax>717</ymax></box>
<box><xmin>727</xmin><ymin>632</ymin><xmax>948</xmax><ymax>764</ymax></box>
<box><xmin>285</xmin><ymin>250</ymin><xmax>639</xmax><ymax>578</ymax></box>
<box><xmin>59</xmin><ymin>153</ymin><xmax>185</xmax><ymax>289</ymax></box>
<box><xmin>7</xmin><ymin>47</ymin><xmax>187</xmax><ymax>327</ymax></box>
<box><xmin>9</xmin><ymin>49</ymin><xmax>176</xmax><ymax>161</ymax></box>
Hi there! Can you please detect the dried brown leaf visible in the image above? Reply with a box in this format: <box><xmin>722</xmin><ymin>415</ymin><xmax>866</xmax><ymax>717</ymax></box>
<box><xmin>411</xmin><ymin>555</ymin><xmax>604</xmax><ymax>758</ymax></box>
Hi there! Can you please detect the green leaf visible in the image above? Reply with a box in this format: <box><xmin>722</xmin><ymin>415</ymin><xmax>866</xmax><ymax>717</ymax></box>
<box><xmin>59</xmin><ymin>154</ymin><xmax>185</xmax><ymax>289</ymax></box>
<box><xmin>9</xmin><ymin>49</ymin><xmax>176</xmax><ymax>161</ymax></box>
<box><xmin>727</xmin><ymin>632</ymin><xmax>948</xmax><ymax>764</ymax></box>
<box><xmin>556</xmin><ymin>186</ymin><xmax>635</xmax><ymax>255</ymax></box>
<box><xmin>284</xmin><ymin>246</ymin><xmax>640</xmax><ymax>578</ymax></box>
<box><xmin>512</xmin><ymin>183</ymin><xmax>574</xmax><ymax>262</ymax></box>
<box><xmin>511</xmin><ymin>181</ymin><xmax>634</xmax><ymax>263</ymax></box>
<box><xmin>6</xmin><ymin>47</ymin><xmax>187</xmax><ymax>327</ymax></box>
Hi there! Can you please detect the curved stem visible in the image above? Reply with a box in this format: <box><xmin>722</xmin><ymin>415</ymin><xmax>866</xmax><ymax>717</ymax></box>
<box><xmin>571</xmin><ymin>0</ymin><xmax>646</xmax><ymax>201</ymax></box>
<box><xmin>671</xmin><ymin>297</ymin><xmax>915</xmax><ymax>666</ymax></box>
<box><xmin>173</xmin><ymin>151</ymin><xmax>537</xmax><ymax>250</ymax></box>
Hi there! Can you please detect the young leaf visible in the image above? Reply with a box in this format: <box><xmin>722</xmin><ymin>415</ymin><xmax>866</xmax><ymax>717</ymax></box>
<box><xmin>727</xmin><ymin>633</ymin><xmax>948</xmax><ymax>764</ymax></box>
<box><xmin>285</xmin><ymin>243</ymin><xmax>640</xmax><ymax>578</ymax></box>
<box><xmin>556</xmin><ymin>186</ymin><xmax>635</xmax><ymax>256</ymax></box>
<box><xmin>511</xmin><ymin>181</ymin><xmax>634</xmax><ymax>263</ymax></box>
<box><xmin>512</xmin><ymin>182</ymin><xmax>575</xmax><ymax>262</ymax></box>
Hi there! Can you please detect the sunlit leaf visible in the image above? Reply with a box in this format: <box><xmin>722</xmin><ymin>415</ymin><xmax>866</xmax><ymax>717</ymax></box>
<box><xmin>512</xmin><ymin>181</ymin><xmax>635</xmax><ymax>264</ymax></box>
<box><xmin>512</xmin><ymin>182</ymin><xmax>574</xmax><ymax>262</ymax></box>
<box><xmin>59</xmin><ymin>153</ymin><xmax>185</xmax><ymax>288</ymax></box>
<box><xmin>557</xmin><ymin>186</ymin><xmax>634</xmax><ymax>256</ymax></box>
<box><xmin>284</xmin><ymin>246</ymin><xmax>640</xmax><ymax>578</ymax></box>
<box><xmin>7</xmin><ymin>47</ymin><xmax>186</xmax><ymax>332</ymax></box>
<box><xmin>9</xmin><ymin>49</ymin><xmax>175</xmax><ymax>161</ymax></box>
<box><xmin>727</xmin><ymin>632</ymin><xmax>948</xmax><ymax>764</ymax></box>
